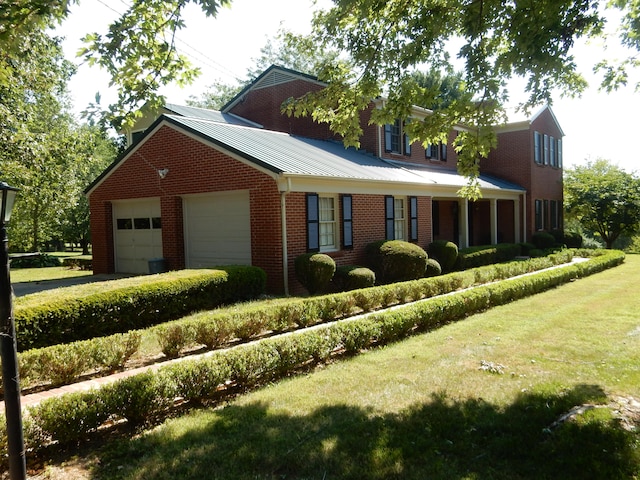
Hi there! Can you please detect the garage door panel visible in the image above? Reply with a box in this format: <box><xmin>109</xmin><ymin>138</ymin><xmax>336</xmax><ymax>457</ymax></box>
<box><xmin>184</xmin><ymin>191</ymin><xmax>251</xmax><ymax>268</ymax></box>
<box><xmin>113</xmin><ymin>199</ymin><xmax>162</xmax><ymax>274</ymax></box>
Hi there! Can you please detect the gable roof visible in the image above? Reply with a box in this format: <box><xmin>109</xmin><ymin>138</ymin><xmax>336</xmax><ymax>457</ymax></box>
<box><xmin>221</xmin><ymin>64</ymin><xmax>326</xmax><ymax>113</ymax></box>
<box><xmin>86</xmin><ymin>113</ymin><xmax>524</xmax><ymax>196</ymax></box>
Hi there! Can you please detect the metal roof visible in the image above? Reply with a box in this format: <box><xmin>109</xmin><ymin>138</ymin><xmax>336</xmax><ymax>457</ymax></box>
<box><xmin>163</xmin><ymin>103</ymin><xmax>259</xmax><ymax>127</ymax></box>
<box><xmin>166</xmin><ymin>114</ymin><xmax>525</xmax><ymax>192</ymax></box>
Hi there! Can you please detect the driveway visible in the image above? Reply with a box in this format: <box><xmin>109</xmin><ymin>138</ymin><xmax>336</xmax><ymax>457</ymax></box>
<box><xmin>12</xmin><ymin>274</ymin><xmax>134</xmax><ymax>297</ymax></box>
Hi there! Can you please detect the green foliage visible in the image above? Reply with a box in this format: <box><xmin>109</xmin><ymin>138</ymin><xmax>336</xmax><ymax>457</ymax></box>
<box><xmin>332</xmin><ymin>265</ymin><xmax>376</xmax><ymax>291</ymax></box>
<box><xmin>282</xmin><ymin>0</ymin><xmax>616</xmax><ymax>194</ymax></box>
<box><xmin>563</xmin><ymin>231</ymin><xmax>584</xmax><ymax>248</ymax></box>
<box><xmin>14</xmin><ymin>267</ymin><xmax>265</xmax><ymax>350</ymax></box>
<box><xmin>456</xmin><ymin>243</ymin><xmax>521</xmax><ymax>269</ymax></box>
<box><xmin>294</xmin><ymin>253</ymin><xmax>336</xmax><ymax>295</ymax></box>
<box><xmin>424</xmin><ymin>258</ymin><xmax>442</xmax><ymax>277</ymax></box>
<box><xmin>564</xmin><ymin>159</ymin><xmax>640</xmax><ymax>248</ymax></box>
<box><xmin>366</xmin><ymin>240</ymin><xmax>428</xmax><ymax>284</ymax></box>
<box><xmin>11</xmin><ymin>250</ymin><xmax>625</xmax><ymax>456</ymax></box>
<box><xmin>10</xmin><ymin>254</ymin><xmax>61</xmax><ymax>268</ymax></box>
<box><xmin>427</xmin><ymin>240</ymin><xmax>458</xmax><ymax>272</ymax></box>
<box><xmin>155</xmin><ymin>323</ymin><xmax>194</xmax><ymax>358</ymax></box>
<box><xmin>532</xmin><ymin>231</ymin><xmax>557</xmax><ymax>250</ymax></box>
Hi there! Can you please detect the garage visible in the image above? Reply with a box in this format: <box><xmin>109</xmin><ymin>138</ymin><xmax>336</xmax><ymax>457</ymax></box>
<box><xmin>113</xmin><ymin>198</ymin><xmax>163</xmax><ymax>274</ymax></box>
<box><xmin>183</xmin><ymin>190</ymin><xmax>251</xmax><ymax>268</ymax></box>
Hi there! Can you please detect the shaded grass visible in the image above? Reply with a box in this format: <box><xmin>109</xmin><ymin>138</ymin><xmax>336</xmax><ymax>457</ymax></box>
<box><xmin>83</xmin><ymin>255</ymin><xmax>640</xmax><ymax>480</ymax></box>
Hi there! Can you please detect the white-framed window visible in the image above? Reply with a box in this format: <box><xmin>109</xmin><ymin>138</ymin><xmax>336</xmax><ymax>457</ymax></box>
<box><xmin>319</xmin><ymin>195</ymin><xmax>337</xmax><ymax>250</ymax></box>
<box><xmin>394</xmin><ymin>198</ymin><xmax>406</xmax><ymax>240</ymax></box>
<box><xmin>534</xmin><ymin>131</ymin><xmax>542</xmax><ymax>164</ymax></box>
<box><xmin>543</xmin><ymin>134</ymin><xmax>550</xmax><ymax>165</ymax></box>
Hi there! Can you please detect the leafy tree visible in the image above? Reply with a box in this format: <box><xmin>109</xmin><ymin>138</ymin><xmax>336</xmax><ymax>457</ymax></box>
<box><xmin>564</xmin><ymin>159</ymin><xmax>640</xmax><ymax>249</ymax></box>
<box><xmin>283</xmin><ymin>0</ymin><xmax>639</xmax><ymax>197</ymax></box>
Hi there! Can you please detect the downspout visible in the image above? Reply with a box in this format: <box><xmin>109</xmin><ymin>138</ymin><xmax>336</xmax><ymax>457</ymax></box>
<box><xmin>280</xmin><ymin>177</ymin><xmax>291</xmax><ymax>296</ymax></box>
<box><xmin>522</xmin><ymin>192</ymin><xmax>527</xmax><ymax>243</ymax></box>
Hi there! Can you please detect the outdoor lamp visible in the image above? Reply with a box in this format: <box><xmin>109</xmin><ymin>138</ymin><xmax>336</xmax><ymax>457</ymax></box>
<box><xmin>0</xmin><ymin>181</ymin><xmax>18</xmax><ymax>223</ymax></box>
<box><xmin>0</xmin><ymin>180</ymin><xmax>26</xmax><ymax>480</ymax></box>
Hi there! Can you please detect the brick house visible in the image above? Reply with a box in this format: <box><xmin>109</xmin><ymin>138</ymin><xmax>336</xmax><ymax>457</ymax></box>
<box><xmin>86</xmin><ymin>65</ymin><xmax>563</xmax><ymax>294</ymax></box>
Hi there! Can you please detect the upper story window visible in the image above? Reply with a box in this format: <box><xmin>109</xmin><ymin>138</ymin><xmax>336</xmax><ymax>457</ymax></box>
<box><xmin>384</xmin><ymin>120</ymin><xmax>411</xmax><ymax>156</ymax></box>
<box><xmin>425</xmin><ymin>142</ymin><xmax>447</xmax><ymax>162</ymax></box>
<box><xmin>534</xmin><ymin>131</ymin><xmax>562</xmax><ymax>168</ymax></box>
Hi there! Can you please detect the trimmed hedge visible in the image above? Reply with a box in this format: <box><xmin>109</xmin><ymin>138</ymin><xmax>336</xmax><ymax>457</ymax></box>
<box><xmin>455</xmin><ymin>243</ymin><xmax>521</xmax><ymax>270</ymax></box>
<box><xmin>7</xmin><ymin>250</ymin><xmax>579</xmax><ymax>391</ymax></box>
<box><xmin>2</xmin><ymin>249</ymin><xmax>623</xmax><ymax>456</ymax></box>
<box><xmin>427</xmin><ymin>240</ymin><xmax>458</xmax><ymax>272</ymax></box>
<box><xmin>14</xmin><ymin>266</ymin><xmax>266</xmax><ymax>351</ymax></box>
<box><xmin>332</xmin><ymin>265</ymin><xmax>376</xmax><ymax>291</ymax></box>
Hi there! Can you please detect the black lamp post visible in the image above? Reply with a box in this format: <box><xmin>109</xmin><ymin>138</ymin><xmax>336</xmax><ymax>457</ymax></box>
<box><xmin>0</xmin><ymin>181</ymin><xmax>26</xmax><ymax>480</ymax></box>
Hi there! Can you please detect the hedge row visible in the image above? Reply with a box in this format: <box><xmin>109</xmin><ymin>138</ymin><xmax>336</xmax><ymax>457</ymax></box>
<box><xmin>13</xmin><ymin>266</ymin><xmax>267</xmax><ymax>351</ymax></box>
<box><xmin>455</xmin><ymin>243</ymin><xmax>523</xmax><ymax>269</ymax></box>
<box><xmin>9</xmin><ymin>250</ymin><xmax>576</xmax><ymax>391</ymax></box>
<box><xmin>0</xmin><ymin>249</ymin><xmax>624</xmax><ymax>457</ymax></box>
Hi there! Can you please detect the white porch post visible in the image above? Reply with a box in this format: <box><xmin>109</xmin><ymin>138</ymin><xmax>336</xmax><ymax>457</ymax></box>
<box><xmin>490</xmin><ymin>198</ymin><xmax>498</xmax><ymax>244</ymax></box>
<box><xmin>514</xmin><ymin>197</ymin><xmax>521</xmax><ymax>243</ymax></box>
<box><xmin>459</xmin><ymin>199</ymin><xmax>469</xmax><ymax>248</ymax></box>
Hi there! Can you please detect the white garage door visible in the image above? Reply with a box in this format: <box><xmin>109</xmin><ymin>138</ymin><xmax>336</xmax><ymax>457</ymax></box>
<box><xmin>113</xmin><ymin>199</ymin><xmax>162</xmax><ymax>274</ymax></box>
<box><xmin>184</xmin><ymin>190</ymin><xmax>251</xmax><ymax>268</ymax></box>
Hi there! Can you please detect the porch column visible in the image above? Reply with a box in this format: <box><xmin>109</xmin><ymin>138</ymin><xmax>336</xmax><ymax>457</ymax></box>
<box><xmin>514</xmin><ymin>197</ymin><xmax>521</xmax><ymax>243</ymax></box>
<box><xmin>490</xmin><ymin>198</ymin><xmax>498</xmax><ymax>244</ymax></box>
<box><xmin>459</xmin><ymin>199</ymin><xmax>469</xmax><ymax>248</ymax></box>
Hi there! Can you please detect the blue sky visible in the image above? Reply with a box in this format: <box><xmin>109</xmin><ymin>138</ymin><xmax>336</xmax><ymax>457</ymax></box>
<box><xmin>58</xmin><ymin>0</ymin><xmax>639</xmax><ymax>174</ymax></box>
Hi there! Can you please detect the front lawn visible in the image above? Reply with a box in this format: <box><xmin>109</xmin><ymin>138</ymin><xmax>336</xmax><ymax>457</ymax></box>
<box><xmin>36</xmin><ymin>255</ymin><xmax>640</xmax><ymax>479</ymax></box>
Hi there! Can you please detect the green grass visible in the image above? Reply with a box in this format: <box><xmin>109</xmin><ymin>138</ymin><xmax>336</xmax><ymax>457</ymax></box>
<box><xmin>56</xmin><ymin>254</ymin><xmax>638</xmax><ymax>480</ymax></box>
<box><xmin>10</xmin><ymin>266</ymin><xmax>93</xmax><ymax>284</ymax></box>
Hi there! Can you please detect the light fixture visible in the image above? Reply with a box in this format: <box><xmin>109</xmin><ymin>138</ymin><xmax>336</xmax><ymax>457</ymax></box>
<box><xmin>0</xmin><ymin>180</ymin><xmax>26</xmax><ymax>480</ymax></box>
<box><xmin>158</xmin><ymin>168</ymin><xmax>169</xmax><ymax>179</ymax></box>
<box><xmin>0</xmin><ymin>181</ymin><xmax>19</xmax><ymax>223</ymax></box>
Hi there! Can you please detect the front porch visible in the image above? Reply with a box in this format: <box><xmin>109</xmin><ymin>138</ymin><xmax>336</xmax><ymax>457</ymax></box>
<box><xmin>432</xmin><ymin>195</ymin><xmax>524</xmax><ymax>248</ymax></box>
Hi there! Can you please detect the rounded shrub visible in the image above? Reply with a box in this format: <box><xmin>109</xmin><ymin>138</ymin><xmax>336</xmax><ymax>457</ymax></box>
<box><xmin>365</xmin><ymin>240</ymin><xmax>428</xmax><ymax>284</ymax></box>
<box><xmin>426</xmin><ymin>240</ymin><xmax>458</xmax><ymax>272</ymax></box>
<box><xmin>332</xmin><ymin>265</ymin><xmax>376</xmax><ymax>291</ymax></box>
<box><xmin>532</xmin><ymin>231</ymin><xmax>556</xmax><ymax>250</ymax></box>
<box><xmin>424</xmin><ymin>258</ymin><xmax>442</xmax><ymax>277</ymax></box>
<box><xmin>294</xmin><ymin>253</ymin><xmax>336</xmax><ymax>295</ymax></box>
<box><xmin>564</xmin><ymin>231</ymin><xmax>583</xmax><ymax>248</ymax></box>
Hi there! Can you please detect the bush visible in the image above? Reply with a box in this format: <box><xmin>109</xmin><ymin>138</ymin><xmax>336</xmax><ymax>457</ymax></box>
<box><xmin>424</xmin><ymin>258</ymin><xmax>442</xmax><ymax>277</ymax></box>
<box><xmin>564</xmin><ymin>231</ymin><xmax>583</xmax><ymax>248</ymax></box>
<box><xmin>10</xmin><ymin>253</ymin><xmax>62</xmax><ymax>268</ymax></box>
<box><xmin>427</xmin><ymin>240</ymin><xmax>458</xmax><ymax>272</ymax></box>
<box><xmin>365</xmin><ymin>240</ymin><xmax>428</xmax><ymax>284</ymax></box>
<box><xmin>532</xmin><ymin>231</ymin><xmax>557</xmax><ymax>250</ymax></box>
<box><xmin>332</xmin><ymin>265</ymin><xmax>376</xmax><ymax>291</ymax></box>
<box><xmin>456</xmin><ymin>243</ymin><xmax>521</xmax><ymax>269</ymax></box>
<box><xmin>14</xmin><ymin>266</ymin><xmax>265</xmax><ymax>351</ymax></box>
<box><xmin>294</xmin><ymin>253</ymin><xmax>336</xmax><ymax>295</ymax></box>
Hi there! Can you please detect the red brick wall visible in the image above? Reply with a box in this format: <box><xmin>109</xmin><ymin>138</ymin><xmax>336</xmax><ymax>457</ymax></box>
<box><xmin>284</xmin><ymin>192</ymin><xmax>433</xmax><ymax>295</ymax></box>
<box><xmin>228</xmin><ymin>79</ymin><xmax>332</xmax><ymax>140</ymax></box>
<box><xmin>89</xmin><ymin>125</ymin><xmax>286</xmax><ymax>292</ymax></box>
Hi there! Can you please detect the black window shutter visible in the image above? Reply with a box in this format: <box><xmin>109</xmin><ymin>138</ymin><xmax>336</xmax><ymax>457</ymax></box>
<box><xmin>404</xmin><ymin>133</ymin><xmax>411</xmax><ymax>156</ymax></box>
<box><xmin>409</xmin><ymin>196</ymin><xmax>418</xmax><ymax>241</ymax></box>
<box><xmin>384</xmin><ymin>124</ymin><xmax>392</xmax><ymax>152</ymax></box>
<box><xmin>385</xmin><ymin>195</ymin><xmax>395</xmax><ymax>240</ymax></box>
<box><xmin>306</xmin><ymin>193</ymin><xmax>319</xmax><ymax>252</ymax></box>
<box><xmin>341</xmin><ymin>194</ymin><xmax>353</xmax><ymax>248</ymax></box>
